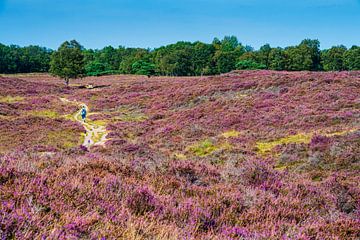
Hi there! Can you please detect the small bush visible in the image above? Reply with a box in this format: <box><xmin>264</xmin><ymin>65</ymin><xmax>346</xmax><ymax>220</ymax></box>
<box><xmin>127</xmin><ymin>187</ymin><xmax>160</xmax><ymax>216</ymax></box>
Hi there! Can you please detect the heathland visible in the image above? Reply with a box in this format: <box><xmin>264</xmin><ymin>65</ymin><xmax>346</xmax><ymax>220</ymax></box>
<box><xmin>0</xmin><ymin>71</ymin><xmax>359</xmax><ymax>239</ymax></box>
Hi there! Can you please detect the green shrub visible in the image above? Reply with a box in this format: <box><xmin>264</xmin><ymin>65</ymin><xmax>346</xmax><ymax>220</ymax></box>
<box><xmin>236</xmin><ymin>60</ymin><xmax>266</xmax><ymax>70</ymax></box>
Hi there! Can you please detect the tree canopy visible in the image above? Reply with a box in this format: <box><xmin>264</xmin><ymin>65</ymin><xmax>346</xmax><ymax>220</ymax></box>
<box><xmin>49</xmin><ymin>40</ymin><xmax>85</xmax><ymax>85</ymax></box>
<box><xmin>1</xmin><ymin>37</ymin><xmax>359</xmax><ymax>77</ymax></box>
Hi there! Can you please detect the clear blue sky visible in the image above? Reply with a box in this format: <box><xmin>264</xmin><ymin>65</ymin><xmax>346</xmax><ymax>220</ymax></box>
<box><xmin>0</xmin><ymin>0</ymin><xmax>359</xmax><ymax>50</ymax></box>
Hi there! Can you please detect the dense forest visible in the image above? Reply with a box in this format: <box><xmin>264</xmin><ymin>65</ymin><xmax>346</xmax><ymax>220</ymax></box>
<box><xmin>1</xmin><ymin>36</ymin><xmax>359</xmax><ymax>76</ymax></box>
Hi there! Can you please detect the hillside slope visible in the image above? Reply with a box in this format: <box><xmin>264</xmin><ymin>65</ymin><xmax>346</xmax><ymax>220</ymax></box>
<box><xmin>1</xmin><ymin>71</ymin><xmax>359</xmax><ymax>239</ymax></box>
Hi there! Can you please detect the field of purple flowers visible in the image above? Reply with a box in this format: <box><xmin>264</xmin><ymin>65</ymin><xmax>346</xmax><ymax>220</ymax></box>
<box><xmin>1</xmin><ymin>71</ymin><xmax>359</xmax><ymax>239</ymax></box>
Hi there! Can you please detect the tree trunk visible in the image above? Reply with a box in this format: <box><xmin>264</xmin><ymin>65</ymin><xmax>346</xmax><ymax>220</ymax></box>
<box><xmin>65</xmin><ymin>78</ymin><xmax>69</xmax><ymax>86</ymax></box>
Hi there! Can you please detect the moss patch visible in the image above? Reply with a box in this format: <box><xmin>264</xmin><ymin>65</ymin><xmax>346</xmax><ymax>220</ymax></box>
<box><xmin>46</xmin><ymin>130</ymin><xmax>83</xmax><ymax>149</ymax></box>
<box><xmin>256</xmin><ymin>128</ymin><xmax>358</xmax><ymax>156</ymax></box>
<box><xmin>187</xmin><ymin>139</ymin><xmax>231</xmax><ymax>157</ymax></box>
<box><xmin>0</xmin><ymin>95</ymin><xmax>24</xmax><ymax>103</ymax></box>
<box><xmin>256</xmin><ymin>133</ymin><xmax>312</xmax><ymax>156</ymax></box>
<box><xmin>114</xmin><ymin>112</ymin><xmax>148</xmax><ymax>122</ymax></box>
<box><xmin>28</xmin><ymin>110</ymin><xmax>61</xmax><ymax>119</ymax></box>
<box><xmin>222</xmin><ymin>130</ymin><xmax>241</xmax><ymax>138</ymax></box>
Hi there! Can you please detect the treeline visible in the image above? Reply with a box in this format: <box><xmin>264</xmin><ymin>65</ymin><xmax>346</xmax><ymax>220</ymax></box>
<box><xmin>0</xmin><ymin>44</ymin><xmax>52</xmax><ymax>73</ymax></box>
<box><xmin>1</xmin><ymin>36</ymin><xmax>360</xmax><ymax>75</ymax></box>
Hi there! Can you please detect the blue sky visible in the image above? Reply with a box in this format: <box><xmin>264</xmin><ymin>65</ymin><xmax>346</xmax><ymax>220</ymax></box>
<box><xmin>0</xmin><ymin>0</ymin><xmax>359</xmax><ymax>49</ymax></box>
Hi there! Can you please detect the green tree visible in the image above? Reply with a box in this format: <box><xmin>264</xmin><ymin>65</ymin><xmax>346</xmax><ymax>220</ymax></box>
<box><xmin>20</xmin><ymin>45</ymin><xmax>52</xmax><ymax>72</ymax></box>
<box><xmin>193</xmin><ymin>42</ymin><xmax>216</xmax><ymax>75</ymax></box>
<box><xmin>321</xmin><ymin>45</ymin><xmax>347</xmax><ymax>71</ymax></box>
<box><xmin>268</xmin><ymin>48</ymin><xmax>286</xmax><ymax>70</ymax></box>
<box><xmin>50</xmin><ymin>40</ymin><xmax>85</xmax><ymax>85</ymax></box>
<box><xmin>285</xmin><ymin>39</ymin><xmax>321</xmax><ymax>71</ymax></box>
<box><xmin>132</xmin><ymin>60</ymin><xmax>156</xmax><ymax>77</ymax></box>
<box><xmin>119</xmin><ymin>48</ymin><xmax>150</xmax><ymax>74</ymax></box>
<box><xmin>213</xmin><ymin>51</ymin><xmax>238</xmax><ymax>73</ymax></box>
<box><xmin>153</xmin><ymin>42</ymin><xmax>195</xmax><ymax>76</ymax></box>
<box><xmin>343</xmin><ymin>46</ymin><xmax>360</xmax><ymax>70</ymax></box>
<box><xmin>257</xmin><ymin>44</ymin><xmax>272</xmax><ymax>68</ymax></box>
<box><xmin>212</xmin><ymin>36</ymin><xmax>245</xmax><ymax>74</ymax></box>
<box><xmin>85</xmin><ymin>60</ymin><xmax>107</xmax><ymax>76</ymax></box>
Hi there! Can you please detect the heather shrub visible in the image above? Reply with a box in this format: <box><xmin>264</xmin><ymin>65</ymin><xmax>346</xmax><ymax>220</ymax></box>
<box><xmin>238</xmin><ymin>158</ymin><xmax>280</xmax><ymax>187</ymax></box>
<box><xmin>1</xmin><ymin>72</ymin><xmax>359</xmax><ymax>239</ymax></box>
<box><xmin>126</xmin><ymin>187</ymin><xmax>162</xmax><ymax>216</ymax></box>
<box><xmin>309</xmin><ymin>135</ymin><xmax>331</xmax><ymax>151</ymax></box>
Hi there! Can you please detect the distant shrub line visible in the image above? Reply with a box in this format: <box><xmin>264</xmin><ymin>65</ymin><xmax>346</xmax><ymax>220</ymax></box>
<box><xmin>1</xmin><ymin>36</ymin><xmax>359</xmax><ymax>76</ymax></box>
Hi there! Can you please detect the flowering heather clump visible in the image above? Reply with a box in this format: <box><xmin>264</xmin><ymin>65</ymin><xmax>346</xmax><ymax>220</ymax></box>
<box><xmin>0</xmin><ymin>71</ymin><xmax>359</xmax><ymax>239</ymax></box>
<box><xmin>127</xmin><ymin>187</ymin><xmax>162</xmax><ymax>216</ymax></box>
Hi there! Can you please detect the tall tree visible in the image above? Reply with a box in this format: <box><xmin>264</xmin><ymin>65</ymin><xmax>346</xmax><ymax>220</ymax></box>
<box><xmin>343</xmin><ymin>46</ymin><xmax>360</xmax><ymax>70</ymax></box>
<box><xmin>49</xmin><ymin>40</ymin><xmax>84</xmax><ymax>85</ymax></box>
<box><xmin>257</xmin><ymin>44</ymin><xmax>272</xmax><ymax>69</ymax></box>
<box><xmin>321</xmin><ymin>45</ymin><xmax>347</xmax><ymax>71</ymax></box>
<box><xmin>268</xmin><ymin>47</ymin><xmax>286</xmax><ymax>70</ymax></box>
<box><xmin>285</xmin><ymin>39</ymin><xmax>321</xmax><ymax>71</ymax></box>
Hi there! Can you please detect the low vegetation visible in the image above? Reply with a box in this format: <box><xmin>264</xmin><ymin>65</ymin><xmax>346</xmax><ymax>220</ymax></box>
<box><xmin>0</xmin><ymin>71</ymin><xmax>359</xmax><ymax>239</ymax></box>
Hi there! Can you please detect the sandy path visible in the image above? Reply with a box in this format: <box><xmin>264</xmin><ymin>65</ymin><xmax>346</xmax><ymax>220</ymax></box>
<box><xmin>60</xmin><ymin>98</ymin><xmax>108</xmax><ymax>148</ymax></box>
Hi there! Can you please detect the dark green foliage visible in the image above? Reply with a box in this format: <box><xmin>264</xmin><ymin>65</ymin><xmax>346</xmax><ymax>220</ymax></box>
<box><xmin>0</xmin><ymin>44</ymin><xmax>51</xmax><ymax>73</ymax></box>
<box><xmin>119</xmin><ymin>48</ymin><xmax>151</xmax><ymax>74</ymax></box>
<box><xmin>236</xmin><ymin>60</ymin><xmax>266</xmax><ymax>70</ymax></box>
<box><xmin>343</xmin><ymin>46</ymin><xmax>360</xmax><ymax>70</ymax></box>
<box><xmin>321</xmin><ymin>46</ymin><xmax>347</xmax><ymax>71</ymax></box>
<box><xmin>84</xmin><ymin>60</ymin><xmax>107</xmax><ymax>76</ymax></box>
<box><xmin>285</xmin><ymin>39</ymin><xmax>321</xmax><ymax>71</ymax></box>
<box><xmin>268</xmin><ymin>48</ymin><xmax>287</xmax><ymax>70</ymax></box>
<box><xmin>132</xmin><ymin>60</ymin><xmax>156</xmax><ymax>76</ymax></box>
<box><xmin>214</xmin><ymin>51</ymin><xmax>238</xmax><ymax>73</ymax></box>
<box><xmin>1</xmin><ymin>38</ymin><xmax>359</xmax><ymax>76</ymax></box>
<box><xmin>193</xmin><ymin>42</ymin><xmax>216</xmax><ymax>75</ymax></box>
<box><xmin>152</xmin><ymin>42</ymin><xmax>197</xmax><ymax>76</ymax></box>
<box><xmin>257</xmin><ymin>44</ymin><xmax>272</xmax><ymax>68</ymax></box>
<box><xmin>212</xmin><ymin>36</ymin><xmax>245</xmax><ymax>74</ymax></box>
<box><xmin>49</xmin><ymin>40</ymin><xmax>85</xmax><ymax>85</ymax></box>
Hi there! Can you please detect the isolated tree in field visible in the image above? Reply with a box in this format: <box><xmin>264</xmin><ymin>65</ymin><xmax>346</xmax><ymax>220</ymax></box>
<box><xmin>50</xmin><ymin>40</ymin><xmax>84</xmax><ymax>85</ymax></box>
